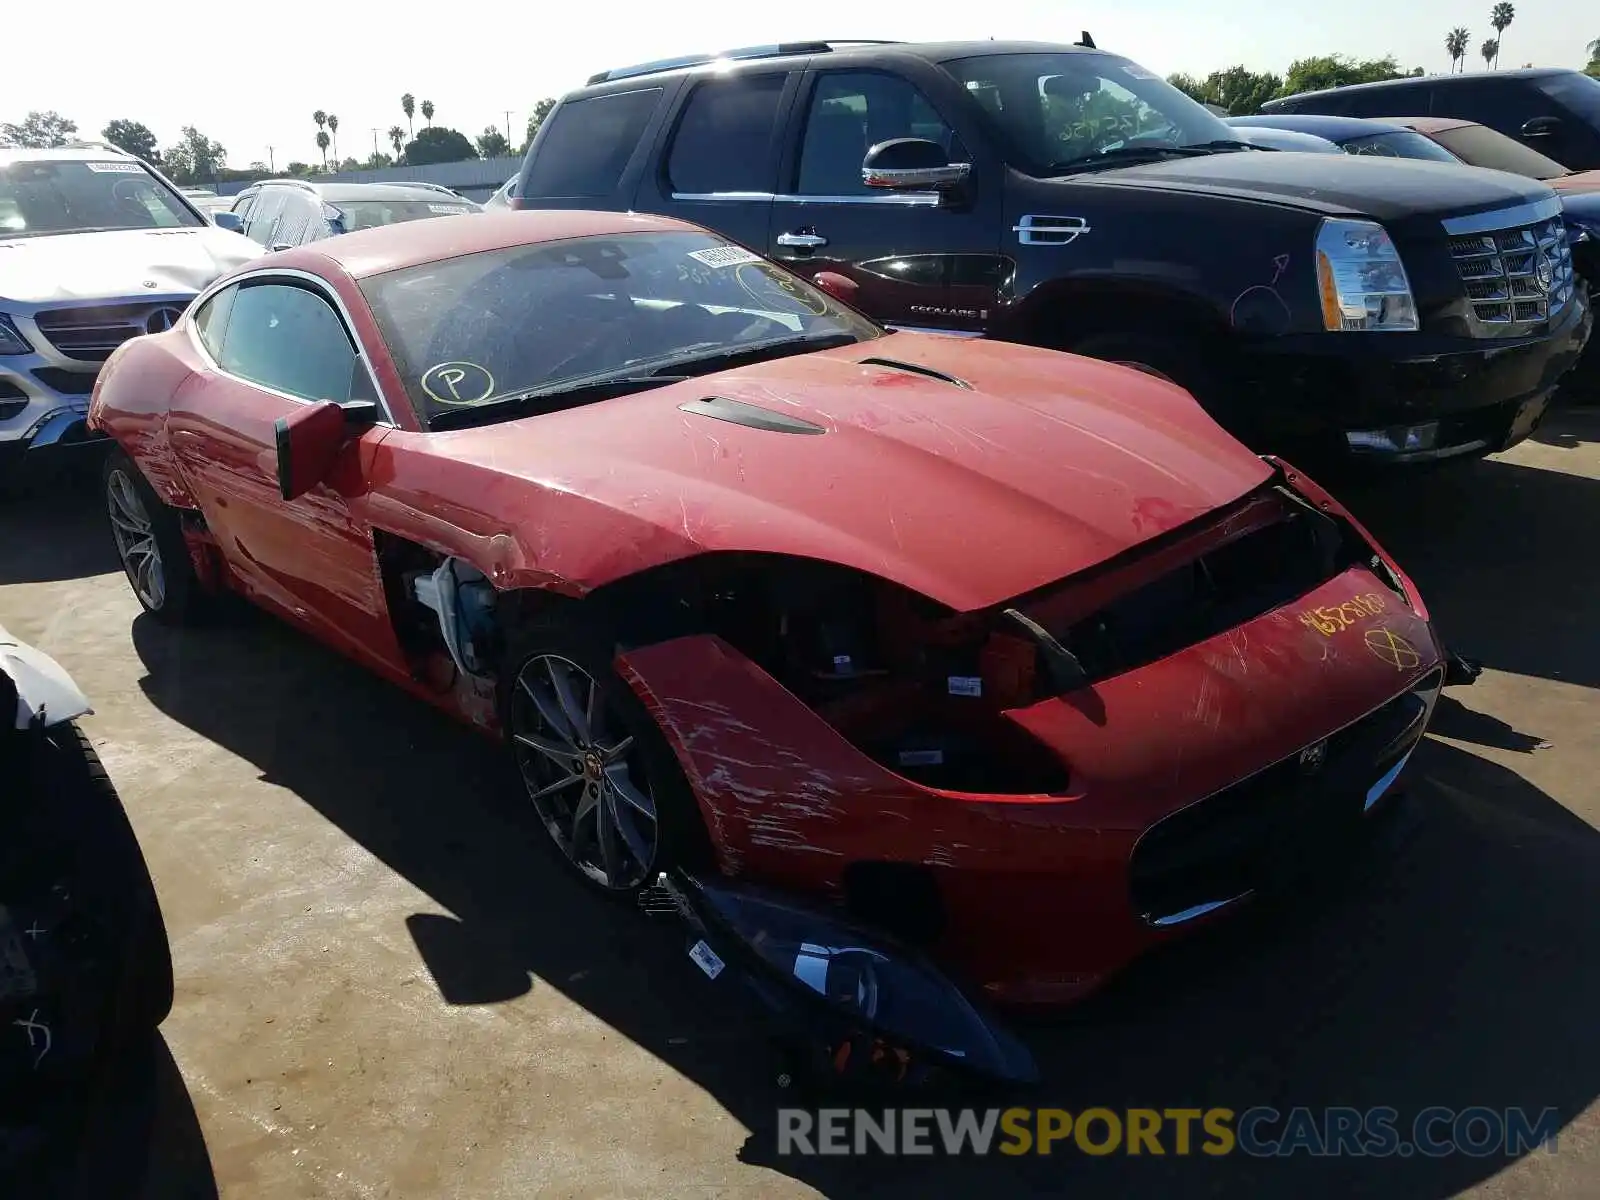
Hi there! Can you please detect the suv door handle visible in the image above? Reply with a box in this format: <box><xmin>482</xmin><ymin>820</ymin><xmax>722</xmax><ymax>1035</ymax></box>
<box><xmin>776</xmin><ymin>231</ymin><xmax>828</xmax><ymax>249</ymax></box>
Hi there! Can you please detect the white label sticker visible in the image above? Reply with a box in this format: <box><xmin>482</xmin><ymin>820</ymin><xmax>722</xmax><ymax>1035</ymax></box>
<box><xmin>85</xmin><ymin>161</ymin><xmax>146</xmax><ymax>174</ymax></box>
<box><xmin>1122</xmin><ymin>64</ymin><xmax>1160</xmax><ymax>80</ymax></box>
<box><xmin>947</xmin><ymin>676</ymin><xmax>983</xmax><ymax>697</ymax></box>
<box><xmin>831</xmin><ymin>654</ymin><xmax>852</xmax><ymax>670</ymax></box>
<box><xmin>428</xmin><ymin>203</ymin><xmax>471</xmax><ymax>214</ymax></box>
<box><xmin>898</xmin><ymin>749</ymin><xmax>945</xmax><ymax>767</ymax></box>
<box><xmin>687</xmin><ymin>245</ymin><xmax>762</xmax><ymax>269</ymax></box>
<box><xmin>688</xmin><ymin>939</ymin><xmax>725</xmax><ymax>980</ymax></box>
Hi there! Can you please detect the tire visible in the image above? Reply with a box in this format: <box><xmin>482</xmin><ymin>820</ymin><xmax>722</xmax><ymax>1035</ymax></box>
<box><xmin>1067</xmin><ymin>331</ymin><xmax>1215</xmax><ymax>396</ymax></box>
<box><xmin>102</xmin><ymin>448</ymin><xmax>209</xmax><ymax>626</ymax></box>
<box><xmin>499</xmin><ymin>610</ymin><xmax>713</xmax><ymax>897</ymax></box>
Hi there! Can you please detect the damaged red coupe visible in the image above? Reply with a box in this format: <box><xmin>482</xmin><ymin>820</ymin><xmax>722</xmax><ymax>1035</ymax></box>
<box><xmin>89</xmin><ymin>210</ymin><xmax>1442</xmax><ymax>1031</ymax></box>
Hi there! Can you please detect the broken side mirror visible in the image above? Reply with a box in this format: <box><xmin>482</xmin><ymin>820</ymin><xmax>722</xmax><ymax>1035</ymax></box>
<box><xmin>811</xmin><ymin>271</ymin><xmax>860</xmax><ymax>304</ymax></box>
<box><xmin>862</xmin><ymin>138</ymin><xmax>972</xmax><ymax>194</ymax></box>
<box><xmin>272</xmin><ymin>399</ymin><xmax>375</xmax><ymax>500</ymax></box>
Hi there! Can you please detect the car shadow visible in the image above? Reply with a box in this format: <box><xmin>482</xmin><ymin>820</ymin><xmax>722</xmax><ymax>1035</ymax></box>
<box><xmin>21</xmin><ymin>1032</ymin><xmax>218</xmax><ymax>1200</ymax></box>
<box><xmin>1532</xmin><ymin>397</ymin><xmax>1600</xmax><ymax>450</ymax></box>
<box><xmin>127</xmin><ymin>609</ymin><xmax>1600</xmax><ymax>1198</ymax></box>
<box><xmin>0</xmin><ymin>472</ymin><xmax>119</xmax><ymax>587</ymax></box>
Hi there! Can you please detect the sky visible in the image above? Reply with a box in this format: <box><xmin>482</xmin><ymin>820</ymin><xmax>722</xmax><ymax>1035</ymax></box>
<box><xmin>3</xmin><ymin>0</ymin><xmax>1587</xmax><ymax>169</ymax></box>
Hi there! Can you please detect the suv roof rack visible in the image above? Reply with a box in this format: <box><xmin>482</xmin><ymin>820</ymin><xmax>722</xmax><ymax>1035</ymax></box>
<box><xmin>393</xmin><ymin>181</ymin><xmax>464</xmax><ymax>196</ymax></box>
<box><xmin>587</xmin><ymin>40</ymin><xmax>902</xmax><ymax>85</ymax></box>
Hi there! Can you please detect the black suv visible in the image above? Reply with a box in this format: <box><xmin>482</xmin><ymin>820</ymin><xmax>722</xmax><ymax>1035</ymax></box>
<box><xmin>513</xmin><ymin>39</ymin><xmax>1592</xmax><ymax>467</ymax></box>
<box><xmin>1262</xmin><ymin>69</ymin><xmax>1600</xmax><ymax>172</ymax></box>
<box><xmin>227</xmin><ymin>180</ymin><xmax>479</xmax><ymax>251</ymax></box>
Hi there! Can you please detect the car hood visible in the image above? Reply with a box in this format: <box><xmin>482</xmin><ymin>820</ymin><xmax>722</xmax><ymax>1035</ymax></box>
<box><xmin>1075</xmin><ymin>150</ymin><xmax>1555</xmax><ymax>223</ymax></box>
<box><xmin>1550</xmin><ymin>169</ymin><xmax>1600</xmax><ymax>195</ymax></box>
<box><xmin>430</xmin><ymin>334</ymin><xmax>1273</xmax><ymax>611</ymax></box>
<box><xmin>0</xmin><ymin>226</ymin><xmax>263</xmax><ymax>306</ymax></box>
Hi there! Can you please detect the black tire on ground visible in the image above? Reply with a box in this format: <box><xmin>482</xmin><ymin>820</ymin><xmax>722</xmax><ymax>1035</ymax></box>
<box><xmin>102</xmin><ymin>447</ymin><xmax>210</xmax><ymax>627</ymax></box>
<box><xmin>498</xmin><ymin>610</ymin><xmax>715</xmax><ymax>898</ymax></box>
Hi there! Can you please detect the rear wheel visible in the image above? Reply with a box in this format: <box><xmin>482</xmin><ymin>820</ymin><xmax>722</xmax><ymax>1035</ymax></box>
<box><xmin>102</xmin><ymin>449</ymin><xmax>208</xmax><ymax>626</ymax></box>
<box><xmin>501</xmin><ymin>615</ymin><xmax>710</xmax><ymax>895</ymax></box>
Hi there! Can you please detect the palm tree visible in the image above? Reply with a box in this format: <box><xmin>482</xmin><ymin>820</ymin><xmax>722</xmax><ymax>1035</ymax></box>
<box><xmin>1490</xmin><ymin>3</ymin><xmax>1515</xmax><ymax>68</ymax></box>
<box><xmin>388</xmin><ymin>125</ymin><xmax>406</xmax><ymax>157</ymax></box>
<box><xmin>315</xmin><ymin>130</ymin><xmax>330</xmax><ymax>169</ymax></box>
<box><xmin>313</xmin><ymin>109</ymin><xmax>327</xmax><ymax>136</ymax></box>
<box><xmin>327</xmin><ymin>114</ymin><xmax>339</xmax><ymax>162</ymax></box>
<box><xmin>401</xmin><ymin>93</ymin><xmax>415</xmax><ymax>139</ymax></box>
<box><xmin>1446</xmin><ymin>27</ymin><xmax>1471</xmax><ymax>73</ymax></box>
<box><xmin>1481</xmin><ymin>38</ymin><xmax>1498</xmax><ymax>69</ymax></box>
<box><xmin>421</xmin><ymin>100</ymin><xmax>435</xmax><ymax>128</ymax></box>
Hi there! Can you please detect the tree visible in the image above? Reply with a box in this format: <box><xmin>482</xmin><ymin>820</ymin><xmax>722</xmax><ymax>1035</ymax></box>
<box><xmin>1280</xmin><ymin>55</ymin><xmax>1405</xmax><ymax>96</ymax></box>
<box><xmin>1481</xmin><ymin>38</ymin><xmax>1498</xmax><ymax>69</ymax></box>
<box><xmin>315</xmin><ymin>129</ymin><xmax>330</xmax><ymax>168</ymax></box>
<box><xmin>388</xmin><ymin>125</ymin><xmax>406</xmax><ymax>158</ymax></box>
<box><xmin>522</xmin><ymin>97</ymin><xmax>557</xmax><ymax>152</ymax></box>
<box><xmin>327</xmin><ymin>114</ymin><xmax>339</xmax><ymax>161</ymax></box>
<box><xmin>1183</xmin><ymin>66</ymin><xmax>1283</xmax><ymax>115</ymax></box>
<box><xmin>401</xmin><ymin>125</ymin><xmax>475</xmax><ymax>166</ymax></box>
<box><xmin>101</xmin><ymin>119</ymin><xmax>159</xmax><ymax>163</ymax></box>
<box><xmin>162</xmin><ymin>126</ymin><xmax>226</xmax><ymax>184</ymax></box>
<box><xmin>286</xmin><ymin>161</ymin><xmax>312</xmax><ymax>177</ymax></box>
<box><xmin>248</xmin><ymin>160</ymin><xmax>270</xmax><ymax>173</ymax></box>
<box><xmin>1446</xmin><ymin>28</ymin><xmax>1471</xmax><ymax>73</ymax></box>
<box><xmin>1490</xmin><ymin>3</ymin><xmax>1515</xmax><ymax>68</ymax></box>
<box><xmin>401</xmin><ymin>93</ymin><xmax>415</xmax><ymax>138</ymax></box>
<box><xmin>476</xmin><ymin>126</ymin><xmax>510</xmax><ymax>158</ymax></box>
<box><xmin>421</xmin><ymin>99</ymin><xmax>435</xmax><ymax>128</ymax></box>
<box><xmin>364</xmin><ymin>150</ymin><xmax>394</xmax><ymax>169</ymax></box>
<box><xmin>0</xmin><ymin>110</ymin><xmax>78</xmax><ymax>149</ymax></box>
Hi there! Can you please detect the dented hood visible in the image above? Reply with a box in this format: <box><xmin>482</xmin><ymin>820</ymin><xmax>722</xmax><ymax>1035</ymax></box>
<box><xmin>429</xmin><ymin>334</ymin><xmax>1272</xmax><ymax>611</ymax></box>
<box><xmin>0</xmin><ymin>226</ymin><xmax>263</xmax><ymax>305</ymax></box>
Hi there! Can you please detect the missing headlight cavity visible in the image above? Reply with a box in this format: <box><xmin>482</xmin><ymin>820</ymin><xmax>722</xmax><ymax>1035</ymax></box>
<box><xmin>590</xmin><ymin>553</ymin><xmax>1072</xmax><ymax>795</ymax></box>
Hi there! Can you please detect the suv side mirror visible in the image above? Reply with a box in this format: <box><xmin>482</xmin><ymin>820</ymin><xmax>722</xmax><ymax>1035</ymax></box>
<box><xmin>273</xmin><ymin>400</ymin><xmax>376</xmax><ymax>500</ymax></box>
<box><xmin>212</xmin><ymin>211</ymin><xmax>244</xmax><ymax>233</ymax></box>
<box><xmin>1522</xmin><ymin>116</ymin><xmax>1561</xmax><ymax>139</ymax></box>
<box><xmin>862</xmin><ymin>138</ymin><xmax>972</xmax><ymax>192</ymax></box>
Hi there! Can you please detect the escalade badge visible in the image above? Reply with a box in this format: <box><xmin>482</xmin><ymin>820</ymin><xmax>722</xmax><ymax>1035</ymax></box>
<box><xmin>1532</xmin><ymin>250</ymin><xmax>1553</xmax><ymax>294</ymax></box>
<box><xmin>146</xmin><ymin>307</ymin><xmax>184</xmax><ymax>334</ymax></box>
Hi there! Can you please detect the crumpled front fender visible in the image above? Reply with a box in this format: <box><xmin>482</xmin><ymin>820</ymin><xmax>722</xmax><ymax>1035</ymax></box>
<box><xmin>0</xmin><ymin>624</ymin><xmax>92</xmax><ymax>729</ymax></box>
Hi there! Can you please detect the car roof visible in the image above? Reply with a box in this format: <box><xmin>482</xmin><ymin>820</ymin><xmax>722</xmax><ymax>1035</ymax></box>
<box><xmin>1226</xmin><ymin>113</ymin><xmax>1410</xmax><ymax>140</ymax></box>
<box><xmin>253</xmin><ymin>179</ymin><xmax>471</xmax><ymax>203</ymax></box>
<box><xmin>0</xmin><ymin>143</ymin><xmax>143</xmax><ymax>166</ymax></box>
<box><xmin>1265</xmin><ymin>66</ymin><xmax>1575</xmax><ymax>107</ymax></box>
<box><xmin>285</xmin><ymin>209</ymin><xmax>704</xmax><ymax>280</ymax></box>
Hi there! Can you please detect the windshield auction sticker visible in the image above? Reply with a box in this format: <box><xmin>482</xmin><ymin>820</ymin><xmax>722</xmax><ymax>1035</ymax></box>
<box><xmin>421</xmin><ymin>361</ymin><xmax>495</xmax><ymax>405</ymax></box>
<box><xmin>85</xmin><ymin>161</ymin><xmax>148</xmax><ymax>173</ymax></box>
<box><xmin>687</xmin><ymin>246</ymin><xmax>763</xmax><ymax>269</ymax></box>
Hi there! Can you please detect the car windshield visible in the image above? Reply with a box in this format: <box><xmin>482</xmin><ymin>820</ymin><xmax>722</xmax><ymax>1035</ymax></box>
<box><xmin>1535</xmin><ymin>73</ymin><xmax>1600</xmax><ymax>125</ymax></box>
<box><xmin>940</xmin><ymin>52</ymin><xmax>1241</xmax><ymax>175</ymax></box>
<box><xmin>1425</xmin><ymin>123</ymin><xmax>1569</xmax><ymax>179</ymax></box>
<box><xmin>0</xmin><ymin>159</ymin><xmax>202</xmax><ymax>238</ymax></box>
<box><xmin>359</xmin><ymin>230</ymin><xmax>883</xmax><ymax>426</ymax></box>
<box><xmin>1339</xmin><ymin>130</ymin><xmax>1462</xmax><ymax>163</ymax></box>
<box><xmin>331</xmin><ymin>198</ymin><xmax>476</xmax><ymax>233</ymax></box>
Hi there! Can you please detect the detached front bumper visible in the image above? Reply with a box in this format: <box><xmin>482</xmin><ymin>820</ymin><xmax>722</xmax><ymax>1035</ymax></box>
<box><xmin>1241</xmin><ymin>294</ymin><xmax>1593</xmax><ymax>463</ymax></box>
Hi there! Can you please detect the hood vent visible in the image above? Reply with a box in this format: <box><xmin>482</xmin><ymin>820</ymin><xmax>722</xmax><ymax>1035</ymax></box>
<box><xmin>678</xmin><ymin>395</ymin><xmax>826</xmax><ymax>435</ymax></box>
<box><xmin>857</xmin><ymin>356</ymin><xmax>972</xmax><ymax>389</ymax></box>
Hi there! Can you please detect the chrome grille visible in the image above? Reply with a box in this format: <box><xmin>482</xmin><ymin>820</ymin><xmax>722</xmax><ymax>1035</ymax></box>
<box><xmin>1448</xmin><ymin>214</ymin><xmax>1575</xmax><ymax>330</ymax></box>
<box><xmin>31</xmin><ymin>301</ymin><xmax>184</xmax><ymax>362</ymax></box>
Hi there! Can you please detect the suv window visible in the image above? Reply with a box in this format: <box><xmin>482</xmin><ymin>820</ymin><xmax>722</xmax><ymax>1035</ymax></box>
<box><xmin>523</xmin><ymin>88</ymin><xmax>662</xmax><ymax>197</ymax></box>
<box><xmin>1533</xmin><ymin>73</ymin><xmax>1600</xmax><ymax>124</ymax></box>
<box><xmin>1432</xmin><ymin>79</ymin><xmax>1547</xmax><ymax>131</ymax></box>
<box><xmin>243</xmin><ymin>188</ymin><xmax>287</xmax><ymax>244</ymax></box>
<box><xmin>1340</xmin><ymin>82</ymin><xmax>1432</xmax><ymax>118</ymax></box>
<box><xmin>217</xmin><ymin>282</ymin><xmax>361</xmax><ymax>402</ymax></box>
<box><xmin>667</xmin><ymin>74</ymin><xmax>787</xmax><ymax>194</ymax></box>
<box><xmin>795</xmin><ymin>73</ymin><xmax>966</xmax><ymax>196</ymax></box>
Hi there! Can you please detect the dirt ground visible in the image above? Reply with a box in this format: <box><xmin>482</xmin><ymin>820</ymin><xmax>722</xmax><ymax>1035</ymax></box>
<box><xmin>3</xmin><ymin>410</ymin><xmax>1598</xmax><ymax>1200</ymax></box>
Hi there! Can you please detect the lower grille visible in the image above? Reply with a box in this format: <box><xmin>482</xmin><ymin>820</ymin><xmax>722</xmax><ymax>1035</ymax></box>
<box><xmin>1129</xmin><ymin>667</ymin><xmax>1442</xmax><ymax>925</ymax></box>
<box><xmin>32</xmin><ymin>301</ymin><xmax>186</xmax><ymax>362</ymax></box>
<box><xmin>30</xmin><ymin>368</ymin><xmax>97</xmax><ymax>396</ymax></box>
<box><xmin>1449</xmin><ymin>213</ymin><xmax>1576</xmax><ymax>332</ymax></box>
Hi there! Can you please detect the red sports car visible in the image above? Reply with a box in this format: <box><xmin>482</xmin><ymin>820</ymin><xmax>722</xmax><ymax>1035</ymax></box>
<box><xmin>89</xmin><ymin>210</ymin><xmax>1442</xmax><ymax>1021</ymax></box>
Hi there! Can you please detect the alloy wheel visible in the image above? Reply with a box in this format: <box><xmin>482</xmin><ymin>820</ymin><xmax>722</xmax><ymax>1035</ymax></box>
<box><xmin>107</xmin><ymin>469</ymin><xmax>166</xmax><ymax>610</ymax></box>
<box><xmin>510</xmin><ymin>653</ymin><xmax>659</xmax><ymax>890</ymax></box>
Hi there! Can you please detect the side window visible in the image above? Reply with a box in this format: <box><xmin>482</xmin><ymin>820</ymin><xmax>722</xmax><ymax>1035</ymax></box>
<box><xmin>522</xmin><ymin>88</ymin><xmax>662</xmax><ymax>197</ymax></box>
<box><xmin>216</xmin><ymin>283</ymin><xmax>361</xmax><ymax>403</ymax></box>
<box><xmin>192</xmin><ymin>286</ymin><xmax>237</xmax><ymax>358</ymax></box>
<box><xmin>272</xmin><ymin>194</ymin><xmax>316</xmax><ymax>247</ymax></box>
<box><xmin>1436</xmin><ymin>81</ymin><xmax>1553</xmax><ymax>132</ymax></box>
<box><xmin>1343</xmin><ymin>84</ymin><xmax>1431</xmax><ymax>118</ymax></box>
<box><xmin>666</xmin><ymin>74</ymin><xmax>788</xmax><ymax>194</ymax></box>
<box><xmin>795</xmin><ymin>73</ymin><xmax>967</xmax><ymax>197</ymax></box>
<box><xmin>231</xmin><ymin>193</ymin><xmax>257</xmax><ymax>222</ymax></box>
<box><xmin>244</xmin><ymin>188</ymin><xmax>286</xmax><ymax>244</ymax></box>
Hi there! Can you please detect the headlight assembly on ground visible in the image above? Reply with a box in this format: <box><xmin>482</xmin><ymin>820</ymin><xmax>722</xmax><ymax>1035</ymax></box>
<box><xmin>775</xmin><ymin>1105</ymin><xmax>1562</xmax><ymax>1157</ymax></box>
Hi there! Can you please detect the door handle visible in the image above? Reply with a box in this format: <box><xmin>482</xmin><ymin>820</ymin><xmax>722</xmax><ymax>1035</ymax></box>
<box><xmin>776</xmin><ymin>231</ymin><xmax>828</xmax><ymax>249</ymax></box>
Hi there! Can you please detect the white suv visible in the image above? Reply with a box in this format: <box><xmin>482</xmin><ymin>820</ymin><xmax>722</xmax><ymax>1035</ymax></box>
<box><xmin>1</xmin><ymin>143</ymin><xmax>262</xmax><ymax>490</ymax></box>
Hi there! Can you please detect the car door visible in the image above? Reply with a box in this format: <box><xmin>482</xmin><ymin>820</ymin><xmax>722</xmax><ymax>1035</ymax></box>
<box><xmin>767</xmin><ymin>67</ymin><xmax>1005</xmax><ymax>335</ymax></box>
<box><xmin>167</xmin><ymin>275</ymin><xmax>409</xmax><ymax>676</ymax></box>
<box><xmin>637</xmin><ymin>69</ymin><xmax>798</xmax><ymax>253</ymax></box>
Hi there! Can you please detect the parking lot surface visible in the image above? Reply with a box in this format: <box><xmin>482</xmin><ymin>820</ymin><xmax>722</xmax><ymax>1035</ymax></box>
<box><xmin>3</xmin><ymin>410</ymin><xmax>1598</xmax><ymax>1199</ymax></box>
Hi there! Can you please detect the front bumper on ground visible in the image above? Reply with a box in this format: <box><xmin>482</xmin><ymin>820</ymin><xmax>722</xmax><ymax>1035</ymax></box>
<box><xmin>1242</xmin><ymin>294</ymin><xmax>1593</xmax><ymax>462</ymax></box>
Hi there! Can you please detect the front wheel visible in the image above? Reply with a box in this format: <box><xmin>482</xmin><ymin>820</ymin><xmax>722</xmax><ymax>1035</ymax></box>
<box><xmin>102</xmin><ymin>448</ymin><xmax>209</xmax><ymax>626</ymax></box>
<box><xmin>500</xmin><ymin>616</ymin><xmax>710</xmax><ymax>895</ymax></box>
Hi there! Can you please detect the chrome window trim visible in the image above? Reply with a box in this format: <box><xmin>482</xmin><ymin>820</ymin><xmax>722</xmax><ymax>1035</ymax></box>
<box><xmin>670</xmin><ymin>190</ymin><xmax>941</xmax><ymax>207</ymax></box>
<box><xmin>1440</xmin><ymin>196</ymin><xmax>1562</xmax><ymax>236</ymax></box>
<box><xmin>185</xmin><ymin>267</ymin><xmax>396</xmax><ymax>427</ymax></box>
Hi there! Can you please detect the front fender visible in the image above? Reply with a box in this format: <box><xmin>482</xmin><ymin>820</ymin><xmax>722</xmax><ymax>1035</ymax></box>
<box><xmin>89</xmin><ymin>336</ymin><xmax>201</xmax><ymax>510</ymax></box>
<box><xmin>0</xmin><ymin>624</ymin><xmax>92</xmax><ymax>729</ymax></box>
